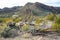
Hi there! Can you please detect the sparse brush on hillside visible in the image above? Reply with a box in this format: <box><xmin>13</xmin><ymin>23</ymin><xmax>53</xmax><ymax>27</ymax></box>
<box><xmin>52</xmin><ymin>23</ymin><xmax>60</xmax><ymax>32</ymax></box>
<box><xmin>52</xmin><ymin>14</ymin><xmax>60</xmax><ymax>32</ymax></box>
<box><xmin>45</xmin><ymin>13</ymin><xmax>55</xmax><ymax>21</ymax></box>
<box><xmin>1</xmin><ymin>28</ymin><xmax>19</xmax><ymax>38</ymax></box>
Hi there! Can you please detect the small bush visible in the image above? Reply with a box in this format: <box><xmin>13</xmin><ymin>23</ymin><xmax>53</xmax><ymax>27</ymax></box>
<box><xmin>1</xmin><ymin>27</ymin><xmax>19</xmax><ymax>38</ymax></box>
<box><xmin>0</xmin><ymin>24</ymin><xmax>7</xmax><ymax>34</ymax></box>
<box><xmin>54</xmin><ymin>17</ymin><xmax>60</xmax><ymax>24</ymax></box>
<box><xmin>45</xmin><ymin>13</ymin><xmax>55</xmax><ymax>21</ymax></box>
<box><xmin>21</xmin><ymin>24</ymin><xmax>28</xmax><ymax>31</ymax></box>
<box><xmin>35</xmin><ymin>18</ymin><xmax>42</xmax><ymax>24</ymax></box>
<box><xmin>52</xmin><ymin>23</ymin><xmax>60</xmax><ymax>31</ymax></box>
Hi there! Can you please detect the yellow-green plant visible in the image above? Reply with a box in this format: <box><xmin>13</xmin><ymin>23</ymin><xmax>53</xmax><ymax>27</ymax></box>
<box><xmin>0</xmin><ymin>24</ymin><xmax>7</xmax><ymax>33</ymax></box>
<box><xmin>35</xmin><ymin>18</ymin><xmax>42</xmax><ymax>24</ymax></box>
<box><xmin>21</xmin><ymin>24</ymin><xmax>28</xmax><ymax>31</ymax></box>
<box><xmin>45</xmin><ymin>13</ymin><xmax>55</xmax><ymax>21</ymax></box>
<box><xmin>12</xmin><ymin>17</ymin><xmax>22</xmax><ymax>23</ymax></box>
<box><xmin>54</xmin><ymin>16</ymin><xmax>60</xmax><ymax>24</ymax></box>
<box><xmin>52</xmin><ymin>23</ymin><xmax>60</xmax><ymax>31</ymax></box>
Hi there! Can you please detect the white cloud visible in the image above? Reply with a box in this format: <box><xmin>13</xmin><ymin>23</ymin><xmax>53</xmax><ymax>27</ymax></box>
<box><xmin>0</xmin><ymin>0</ymin><xmax>60</xmax><ymax>8</ymax></box>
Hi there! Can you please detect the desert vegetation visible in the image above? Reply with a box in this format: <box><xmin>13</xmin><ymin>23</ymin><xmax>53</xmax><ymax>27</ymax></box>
<box><xmin>0</xmin><ymin>2</ymin><xmax>60</xmax><ymax>40</ymax></box>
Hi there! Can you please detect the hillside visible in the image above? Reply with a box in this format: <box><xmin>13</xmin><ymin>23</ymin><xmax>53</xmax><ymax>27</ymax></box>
<box><xmin>0</xmin><ymin>2</ymin><xmax>60</xmax><ymax>40</ymax></box>
<box><xmin>0</xmin><ymin>6</ymin><xmax>22</xmax><ymax>17</ymax></box>
<box><xmin>18</xmin><ymin>2</ymin><xmax>60</xmax><ymax>16</ymax></box>
<box><xmin>0</xmin><ymin>2</ymin><xmax>60</xmax><ymax>17</ymax></box>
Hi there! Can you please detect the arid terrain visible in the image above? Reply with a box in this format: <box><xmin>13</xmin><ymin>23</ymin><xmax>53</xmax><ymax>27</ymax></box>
<box><xmin>0</xmin><ymin>31</ymin><xmax>60</xmax><ymax>40</ymax></box>
<box><xmin>0</xmin><ymin>2</ymin><xmax>60</xmax><ymax>40</ymax></box>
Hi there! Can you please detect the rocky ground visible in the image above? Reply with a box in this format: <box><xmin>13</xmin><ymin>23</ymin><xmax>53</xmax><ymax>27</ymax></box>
<box><xmin>0</xmin><ymin>32</ymin><xmax>60</xmax><ymax>40</ymax></box>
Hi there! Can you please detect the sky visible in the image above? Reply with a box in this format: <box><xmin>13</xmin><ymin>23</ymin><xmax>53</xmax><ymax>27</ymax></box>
<box><xmin>0</xmin><ymin>0</ymin><xmax>60</xmax><ymax>8</ymax></box>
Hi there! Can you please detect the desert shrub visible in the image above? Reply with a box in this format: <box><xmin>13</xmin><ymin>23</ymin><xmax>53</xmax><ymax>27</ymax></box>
<box><xmin>7</xmin><ymin>22</ymin><xmax>19</xmax><ymax>30</ymax></box>
<box><xmin>0</xmin><ymin>18</ymin><xmax>11</xmax><ymax>23</ymax></box>
<box><xmin>0</xmin><ymin>24</ymin><xmax>7</xmax><ymax>34</ymax></box>
<box><xmin>52</xmin><ymin>23</ymin><xmax>58</xmax><ymax>31</ymax></box>
<box><xmin>0</xmin><ymin>18</ymin><xmax>4</xmax><ymax>23</ymax></box>
<box><xmin>3</xmin><ymin>18</ymin><xmax>10</xmax><ymax>23</ymax></box>
<box><xmin>52</xmin><ymin>23</ymin><xmax>60</xmax><ymax>31</ymax></box>
<box><xmin>21</xmin><ymin>24</ymin><xmax>28</xmax><ymax>31</ymax></box>
<box><xmin>1</xmin><ymin>27</ymin><xmax>19</xmax><ymax>38</ymax></box>
<box><xmin>12</xmin><ymin>17</ymin><xmax>22</xmax><ymax>23</ymax></box>
<box><xmin>54</xmin><ymin>16</ymin><xmax>60</xmax><ymax>24</ymax></box>
<box><xmin>45</xmin><ymin>13</ymin><xmax>55</xmax><ymax>21</ymax></box>
<box><xmin>35</xmin><ymin>18</ymin><xmax>42</xmax><ymax>24</ymax></box>
<box><xmin>52</xmin><ymin>14</ymin><xmax>60</xmax><ymax>32</ymax></box>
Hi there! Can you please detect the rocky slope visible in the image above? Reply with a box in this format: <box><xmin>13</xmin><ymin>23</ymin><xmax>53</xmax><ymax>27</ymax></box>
<box><xmin>0</xmin><ymin>2</ymin><xmax>60</xmax><ymax>17</ymax></box>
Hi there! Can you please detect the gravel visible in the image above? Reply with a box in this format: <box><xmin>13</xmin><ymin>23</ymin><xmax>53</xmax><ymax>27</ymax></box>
<box><xmin>0</xmin><ymin>32</ymin><xmax>60</xmax><ymax>40</ymax></box>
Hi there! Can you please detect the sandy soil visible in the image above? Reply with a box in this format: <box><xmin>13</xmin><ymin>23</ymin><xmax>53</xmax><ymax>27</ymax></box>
<box><xmin>0</xmin><ymin>32</ymin><xmax>60</xmax><ymax>40</ymax></box>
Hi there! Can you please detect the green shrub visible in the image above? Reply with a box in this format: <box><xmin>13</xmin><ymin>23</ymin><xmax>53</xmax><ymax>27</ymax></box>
<box><xmin>1</xmin><ymin>27</ymin><xmax>18</xmax><ymax>38</ymax></box>
<box><xmin>52</xmin><ymin>23</ymin><xmax>60</xmax><ymax>31</ymax></box>
<box><xmin>21</xmin><ymin>24</ymin><xmax>28</xmax><ymax>31</ymax></box>
<box><xmin>35</xmin><ymin>18</ymin><xmax>42</xmax><ymax>24</ymax></box>
<box><xmin>54</xmin><ymin>17</ymin><xmax>60</xmax><ymax>24</ymax></box>
<box><xmin>0</xmin><ymin>24</ymin><xmax>7</xmax><ymax>34</ymax></box>
<box><xmin>45</xmin><ymin>13</ymin><xmax>55</xmax><ymax>21</ymax></box>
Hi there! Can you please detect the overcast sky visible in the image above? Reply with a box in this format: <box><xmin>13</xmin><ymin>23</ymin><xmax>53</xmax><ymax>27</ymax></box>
<box><xmin>0</xmin><ymin>0</ymin><xmax>60</xmax><ymax>8</ymax></box>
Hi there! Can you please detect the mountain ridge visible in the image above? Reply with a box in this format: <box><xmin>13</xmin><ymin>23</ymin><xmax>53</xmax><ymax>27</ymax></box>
<box><xmin>0</xmin><ymin>2</ymin><xmax>60</xmax><ymax>17</ymax></box>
